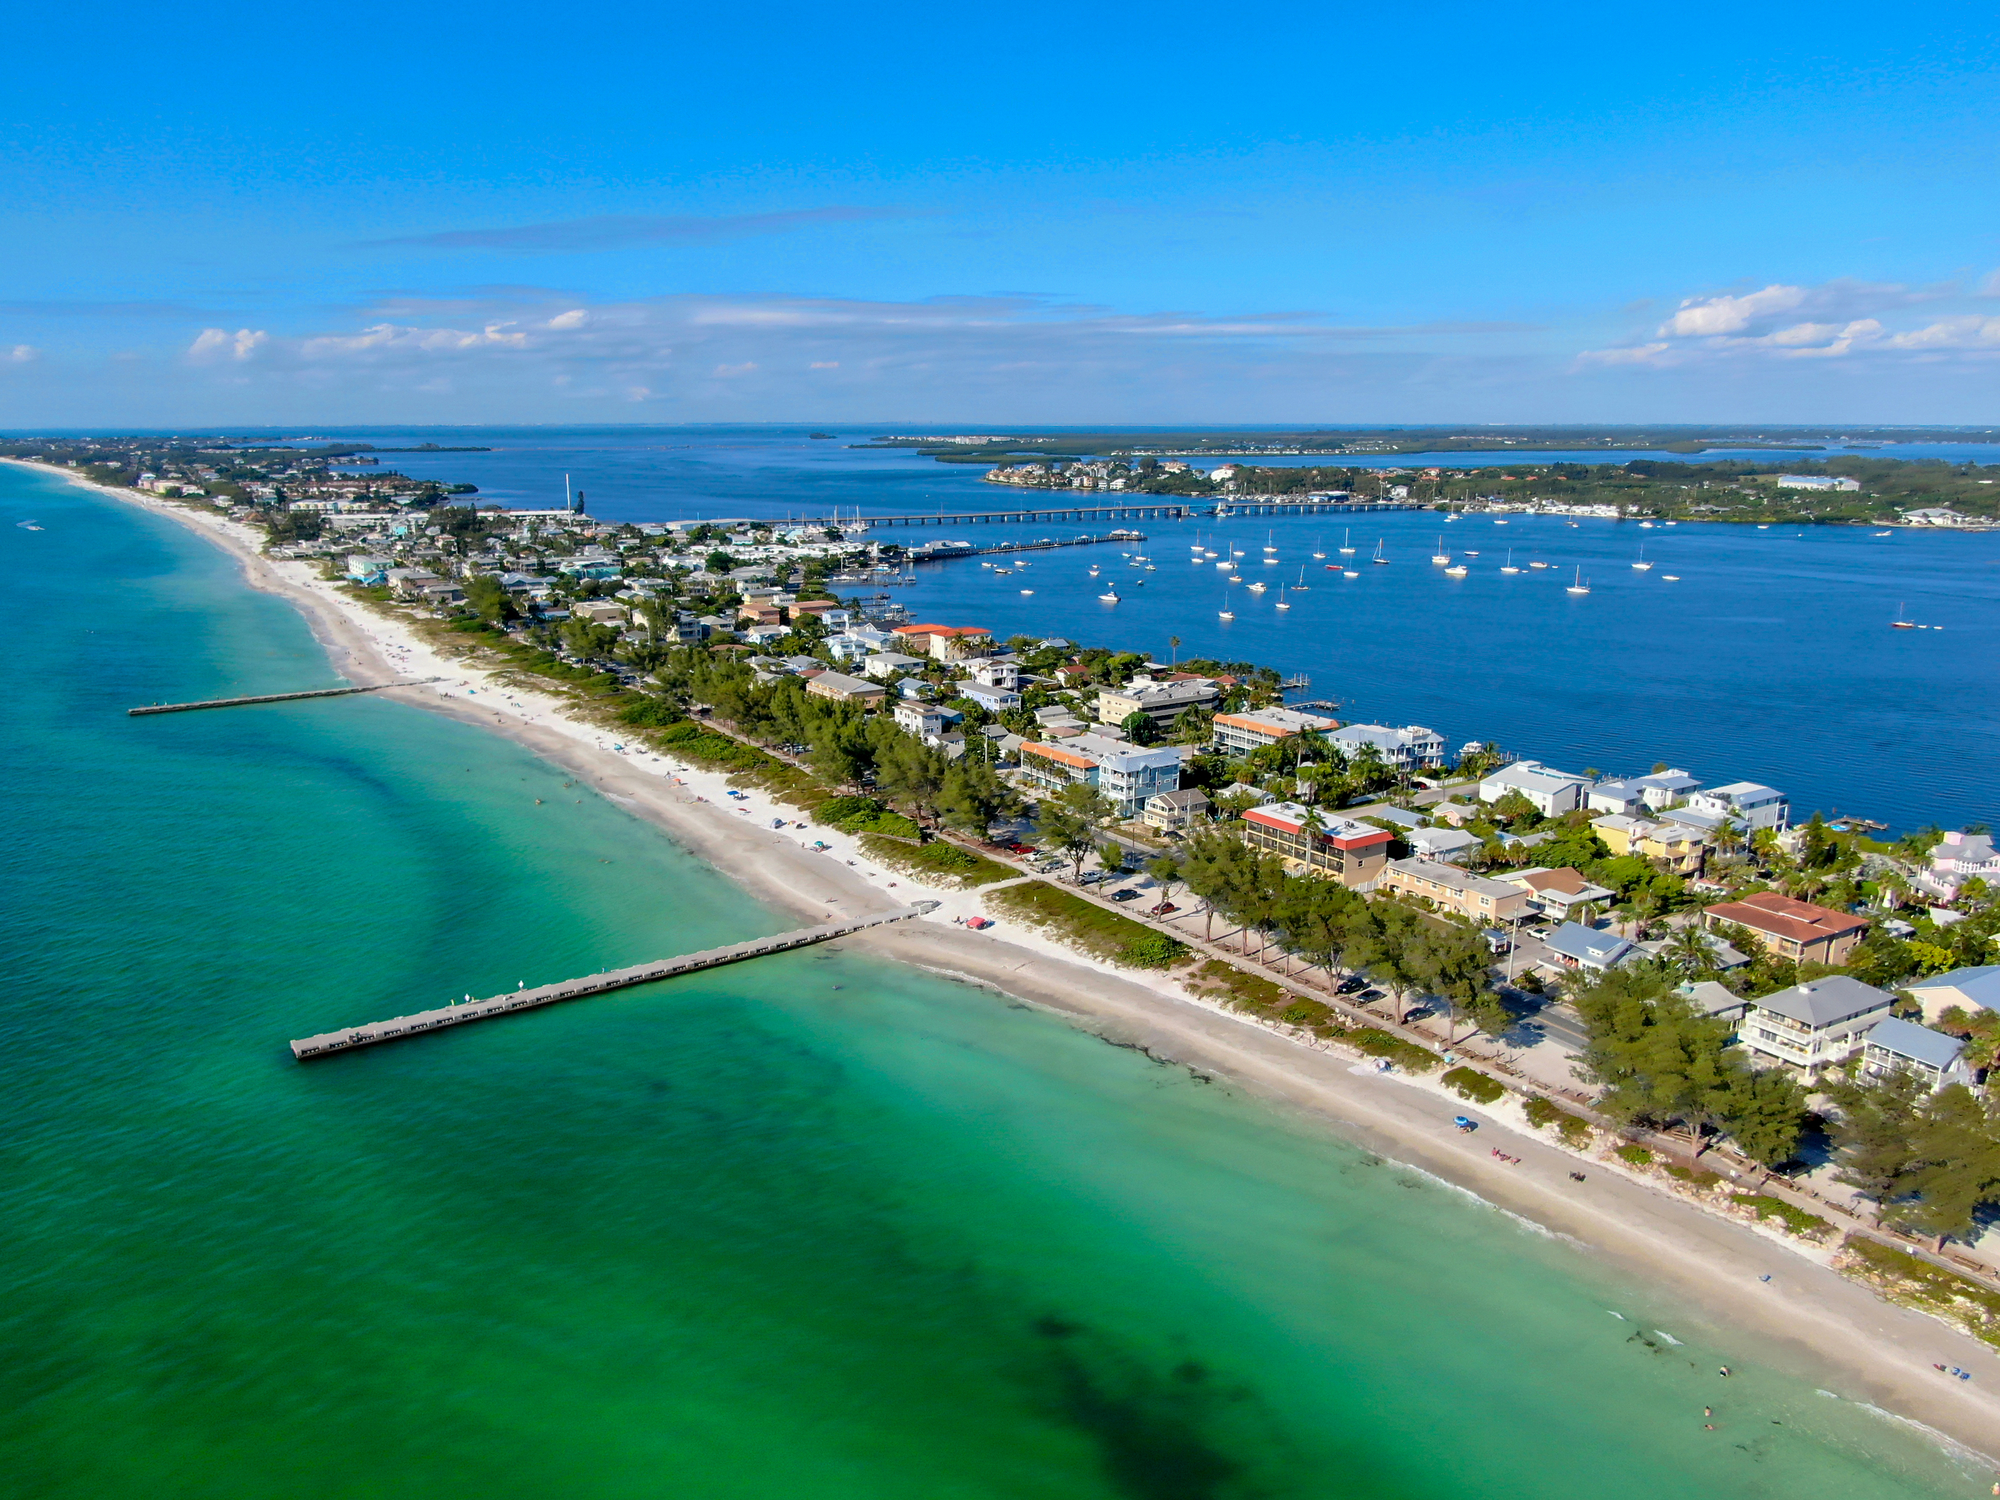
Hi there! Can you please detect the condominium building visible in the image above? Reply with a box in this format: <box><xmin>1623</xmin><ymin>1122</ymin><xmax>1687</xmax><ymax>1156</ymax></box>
<box><xmin>1019</xmin><ymin>734</ymin><xmax>1183</xmax><ymax>817</ymax></box>
<box><xmin>1739</xmin><ymin>976</ymin><xmax>1894</xmax><ymax>1076</ymax></box>
<box><xmin>1238</xmin><ymin>801</ymin><xmax>1395</xmax><ymax>887</ymax></box>
<box><xmin>1329</xmin><ymin>723</ymin><xmax>1445</xmax><ymax>770</ymax></box>
<box><xmin>1210</xmin><ymin>707</ymin><xmax>1340</xmax><ymax>756</ymax></box>
<box><xmin>1381</xmin><ymin>858</ymin><xmax>1532</xmax><ymax>922</ymax></box>
<box><xmin>1095</xmin><ymin>676</ymin><xmax>1221</xmax><ymax>733</ymax></box>
<box><xmin>1703</xmin><ymin>891</ymin><xmax>1869</xmax><ymax>967</ymax></box>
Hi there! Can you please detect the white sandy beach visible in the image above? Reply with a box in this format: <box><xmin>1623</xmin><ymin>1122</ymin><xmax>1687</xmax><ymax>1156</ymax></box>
<box><xmin>30</xmin><ymin>461</ymin><xmax>2000</xmax><ymax>1468</ymax></box>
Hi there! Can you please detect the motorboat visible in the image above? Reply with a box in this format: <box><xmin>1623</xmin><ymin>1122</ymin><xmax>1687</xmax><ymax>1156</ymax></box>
<box><xmin>1444</xmin><ymin>564</ymin><xmax>1467</xmax><ymax>577</ymax></box>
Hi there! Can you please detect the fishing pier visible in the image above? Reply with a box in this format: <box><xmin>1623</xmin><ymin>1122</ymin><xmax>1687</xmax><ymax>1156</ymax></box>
<box><xmin>289</xmin><ymin>903</ymin><xmax>937</xmax><ymax>1059</ymax></box>
<box><xmin>130</xmin><ymin>678</ymin><xmax>443</xmax><ymax>716</ymax></box>
<box><xmin>815</xmin><ymin>502</ymin><xmax>1194</xmax><ymax>528</ymax></box>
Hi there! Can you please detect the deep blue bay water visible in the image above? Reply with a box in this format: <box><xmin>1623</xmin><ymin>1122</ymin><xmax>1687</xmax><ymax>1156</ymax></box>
<box><xmin>3</xmin><ymin>463</ymin><xmax>1995</xmax><ymax>1495</ymax></box>
<box><xmin>307</xmin><ymin>425</ymin><xmax>2000</xmax><ymax>832</ymax></box>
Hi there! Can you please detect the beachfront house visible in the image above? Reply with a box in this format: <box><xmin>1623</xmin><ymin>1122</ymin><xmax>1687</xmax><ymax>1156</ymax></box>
<box><xmin>1381</xmin><ymin>859</ymin><xmax>1531</xmax><ymax>922</ymax></box>
<box><xmin>1739</xmin><ymin>976</ymin><xmax>1895</xmax><ymax>1075</ymax></box>
<box><xmin>863</xmin><ymin>651</ymin><xmax>929</xmax><ymax>680</ymax></box>
<box><xmin>1330</xmin><ymin>723</ymin><xmax>1445</xmax><ymax>772</ymax></box>
<box><xmin>1019</xmin><ymin>735</ymin><xmax>1184</xmax><ymax>818</ymax></box>
<box><xmin>1143</xmin><ymin>788</ymin><xmax>1211</xmax><ymax>833</ymax></box>
<box><xmin>804</xmin><ymin>670</ymin><xmax>888</xmax><ymax>706</ymax></box>
<box><xmin>1238</xmin><ymin>801</ymin><xmax>1395</xmax><ymax>888</ymax></box>
<box><xmin>1478</xmin><ymin>760</ymin><xmax>1587</xmax><ymax>816</ymax></box>
<box><xmin>1702</xmin><ymin>891</ymin><xmax>1869</xmax><ymax>967</ymax></box>
<box><xmin>1586</xmin><ymin>779</ymin><xmax>1651</xmax><ymax>817</ymax></box>
<box><xmin>1210</xmin><ymin>707</ymin><xmax>1340</xmax><ymax>757</ymax></box>
<box><xmin>1858</xmin><ymin>1017</ymin><xmax>1977</xmax><ymax>1093</ymax></box>
<box><xmin>893</xmin><ymin>623</ymin><xmax>995</xmax><ymax>662</ymax></box>
<box><xmin>1633</xmin><ymin>769</ymin><xmax>1702</xmax><ymax>809</ymax></box>
<box><xmin>1899</xmin><ymin>966</ymin><xmax>2000</xmax><ymax>1024</ymax></box>
<box><xmin>1541</xmin><ymin>922</ymin><xmax>1636</xmax><ymax>974</ymax></box>
<box><xmin>894</xmin><ymin>702</ymin><xmax>963</xmax><ymax>745</ymax></box>
<box><xmin>1590</xmin><ymin>814</ymin><xmax>1709</xmax><ymax>875</ymax></box>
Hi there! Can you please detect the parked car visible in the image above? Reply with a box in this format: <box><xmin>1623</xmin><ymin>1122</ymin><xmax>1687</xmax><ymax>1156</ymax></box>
<box><xmin>1110</xmin><ymin>888</ymin><xmax>1140</xmax><ymax>902</ymax></box>
<box><xmin>1148</xmin><ymin>901</ymin><xmax>1179</xmax><ymax>916</ymax></box>
<box><xmin>1335</xmin><ymin>976</ymin><xmax>1367</xmax><ymax>994</ymax></box>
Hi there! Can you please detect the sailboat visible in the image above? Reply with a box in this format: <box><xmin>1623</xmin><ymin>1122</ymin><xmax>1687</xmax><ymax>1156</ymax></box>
<box><xmin>1500</xmin><ymin>549</ymin><xmax>1520</xmax><ymax>574</ymax></box>
<box><xmin>1312</xmin><ymin>539</ymin><xmax>1326</xmax><ymax>559</ymax></box>
<box><xmin>1342</xmin><ymin>568</ymin><xmax>1360</xmax><ymax>579</ymax></box>
<box><xmin>1338</xmin><ymin>530</ymin><xmax>1356</xmax><ymax>554</ymax></box>
<box><xmin>1275</xmin><ymin>584</ymin><xmax>1291</xmax><ymax>611</ymax></box>
<box><xmin>1566</xmin><ymin>567</ymin><xmax>1590</xmax><ymax>595</ymax></box>
<box><xmin>1632</xmin><ymin>545</ymin><xmax>1654</xmax><ymax>571</ymax></box>
<box><xmin>1371</xmin><ymin>539</ymin><xmax>1389</xmax><ymax>565</ymax></box>
<box><xmin>1431</xmin><ymin>536</ymin><xmax>1450</xmax><ymax>565</ymax></box>
<box><xmin>1264</xmin><ymin>531</ymin><xmax>1278</xmax><ymax>553</ymax></box>
<box><xmin>1293</xmin><ymin>565</ymin><xmax>1310</xmax><ymax>592</ymax></box>
<box><xmin>1218</xmin><ymin>598</ymin><xmax>1235</xmax><ymax>620</ymax></box>
<box><xmin>1892</xmin><ymin>602</ymin><xmax>1915</xmax><ymax>628</ymax></box>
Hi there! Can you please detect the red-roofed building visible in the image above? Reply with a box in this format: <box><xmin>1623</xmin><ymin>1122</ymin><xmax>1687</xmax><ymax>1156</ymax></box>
<box><xmin>892</xmin><ymin>623</ymin><xmax>994</xmax><ymax>662</ymax></box>
<box><xmin>1239</xmin><ymin>801</ymin><xmax>1394</xmax><ymax>887</ymax></box>
<box><xmin>1703</xmin><ymin>891</ymin><xmax>1870</xmax><ymax>967</ymax></box>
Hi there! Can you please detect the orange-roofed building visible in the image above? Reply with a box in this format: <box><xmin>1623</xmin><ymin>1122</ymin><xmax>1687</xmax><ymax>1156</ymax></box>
<box><xmin>1703</xmin><ymin>891</ymin><xmax>1870</xmax><ymax>967</ymax></box>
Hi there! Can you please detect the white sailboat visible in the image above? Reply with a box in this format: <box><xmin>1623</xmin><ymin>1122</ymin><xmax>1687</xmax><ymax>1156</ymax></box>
<box><xmin>1500</xmin><ymin>549</ymin><xmax>1520</xmax><ymax>574</ymax></box>
<box><xmin>1275</xmin><ymin>584</ymin><xmax>1291</xmax><ymax>610</ymax></box>
<box><xmin>1371</xmin><ymin>539</ymin><xmax>1389</xmax><ymax>565</ymax></box>
<box><xmin>1312</xmin><ymin>539</ymin><xmax>1326</xmax><ymax>559</ymax></box>
<box><xmin>1431</xmin><ymin>536</ymin><xmax>1450</xmax><ymax>565</ymax></box>
<box><xmin>1293</xmin><ymin>565</ymin><xmax>1310</xmax><ymax>592</ymax></box>
<box><xmin>1338</xmin><ymin>529</ymin><xmax>1355</xmax><ymax>554</ymax></box>
<box><xmin>1566</xmin><ymin>567</ymin><xmax>1590</xmax><ymax>595</ymax></box>
<box><xmin>1264</xmin><ymin>530</ymin><xmax>1277</xmax><ymax>553</ymax></box>
<box><xmin>1218</xmin><ymin>597</ymin><xmax>1234</xmax><ymax>620</ymax></box>
<box><xmin>1631</xmin><ymin>545</ymin><xmax>1653</xmax><ymax>571</ymax></box>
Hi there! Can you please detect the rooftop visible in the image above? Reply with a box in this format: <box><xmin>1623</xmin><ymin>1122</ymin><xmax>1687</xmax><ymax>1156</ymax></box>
<box><xmin>1705</xmin><ymin>890</ymin><xmax>1869</xmax><ymax>944</ymax></box>
<box><xmin>1864</xmin><ymin>1015</ymin><xmax>1968</xmax><ymax>1071</ymax></box>
<box><xmin>1752</xmin><ymin>974</ymin><xmax>1894</xmax><ymax>1028</ymax></box>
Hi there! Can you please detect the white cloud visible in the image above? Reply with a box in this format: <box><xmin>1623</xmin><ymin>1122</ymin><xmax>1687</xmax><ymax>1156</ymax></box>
<box><xmin>545</xmin><ymin>308</ymin><xmax>590</xmax><ymax>329</ymax></box>
<box><xmin>712</xmin><ymin>361</ymin><xmax>760</xmax><ymax>377</ymax></box>
<box><xmin>1658</xmin><ymin>284</ymin><xmax>1807</xmax><ymax>337</ymax></box>
<box><xmin>187</xmin><ymin>327</ymin><xmax>268</xmax><ymax>362</ymax></box>
<box><xmin>300</xmin><ymin>321</ymin><xmax>527</xmax><ymax>357</ymax></box>
<box><xmin>7</xmin><ymin>344</ymin><xmax>37</xmax><ymax>362</ymax></box>
<box><xmin>1575</xmin><ymin>341</ymin><xmax>1671</xmax><ymax>366</ymax></box>
<box><xmin>810</xmin><ymin>360</ymin><xmax>839</xmax><ymax>369</ymax></box>
<box><xmin>1882</xmin><ymin>315</ymin><xmax>2000</xmax><ymax>350</ymax></box>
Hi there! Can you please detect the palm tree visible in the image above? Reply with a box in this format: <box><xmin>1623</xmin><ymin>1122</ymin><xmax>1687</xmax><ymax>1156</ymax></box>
<box><xmin>1169</xmin><ymin>634</ymin><xmax>1181</xmax><ymax>668</ymax></box>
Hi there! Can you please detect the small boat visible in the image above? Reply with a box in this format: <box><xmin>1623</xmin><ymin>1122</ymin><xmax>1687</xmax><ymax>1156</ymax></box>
<box><xmin>1343</xmin><ymin>569</ymin><xmax>1359</xmax><ymax>579</ymax></box>
<box><xmin>1088</xmin><ymin>567</ymin><xmax>1100</xmax><ymax>577</ymax></box>
<box><xmin>1275</xmin><ymin>585</ymin><xmax>1291</xmax><ymax>611</ymax></box>
<box><xmin>1264</xmin><ymin>531</ymin><xmax>1277</xmax><ymax>552</ymax></box>
<box><xmin>16</xmin><ymin>520</ymin><xmax>42</xmax><ymax>531</ymax></box>
<box><xmin>1566</xmin><ymin>521</ymin><xmax>1579</xmax><ymax>528</ymax></box>
<box><xmin>1757</xmin><ymin>524</ymin><xmax>1770</xmax><ymax>529</ymax></box>
<box><xmin>1218</xmin><ymin>603</ymin><xmax>1234</xmax><ymax>620</ymax></box>
<box><xmin>1566</xmin><ymin>567</ymin><xmax>1590</xmax><ymax>595</ymax></box>
<box><xmin>1661</xmin><ymin>574</ymin><xmax>1680</xmax><ymax>581</ymax></box>
<box><xmin>1339</xmin><ymin>530</ymin><xmax>1355</xmax><ymax>554</ymax></box>
<box><xmin>1892</xmin><ymin>602</ymin><xmax>1915</xmax><ymax>628</ymax></box>
<box><xmin>1247</xmin><ymin>580</ymin><xmax>1266</xmax><ymax>593</ymax></box>
<box><xmin>1873</xmin><ymin>530</ymin><xmax>1893</xmax><ymax>537</ymax></box>
<box><xmin>1144</xmin><ymin>563</ymin><xmax>1155</xmax><ymax>570</ymax></box>
<box><xmin>1371</xmin><ymin>539</ymin><xmax>1389</xmax><ymax>565</ymax></box>
<box><xmin>1494</xmin><ymin>518</ymin><xmax>1509</xmax><ymax>525</ymax></box>
<box><xmin>1464</xmin><ymin>550</ymin><xmax>1481</xmax><ymax>557</ymax></box>
<box><xmin>980</xmin><ymin>561</ymin><xmax>993</xmax><ymax>568</ymax></box>
<box><xmin>1529</xmin><ymin>560</ymin><xmax>1548</xmax><ymax>569</ymax></box>
<box><xmin>993</xmin><ymin>567</ymin><xmax>1012</xmax><ymax>576</ymax></box>
<box><xmin>1444</xmin><ymin>564</ymin><xmax>1467</xmax><ymax>577</ymax></box>
<box><xmin>1312</xmin><ymin>539</ymin><xmax>1326</xmax><ymax>559</ymax></box>
<box><xmin>1432</xmin><ymin>536</ymin><xmax>1450</xmax><ymax>565</ymax></box>
<box><xmin>1294</xmin><ymin>566</ymin><xmax>1310</xmax><ymax>592</ymax></box>
<box><xmin>1019</xmin><ymin>588</ymin><xmax>1034</xmax><ymax>594</ymax></box>
<box><xmin>1639</xmin><ymin>521</ymin><xmax>1655</xmax><ymax>528</ymax></box>
<box><xmin>1632</xmin><ymin>545</ymin><xmax>1653</xmax><ymax>571</ymax></box>
<box><xmin>1099</xmin><ymin>587</ymin><xmax>1120</xmax><ymax>602</ymax></box>
<box><xmin>1445</xmin><ymin>513</ymin><xmax>1460</xmax><ymax>523</ymax></box>
<box><xmin>1500</xmin><ymin>548</ymin><xmax>1519</xmax><ymax>574</ymax></box>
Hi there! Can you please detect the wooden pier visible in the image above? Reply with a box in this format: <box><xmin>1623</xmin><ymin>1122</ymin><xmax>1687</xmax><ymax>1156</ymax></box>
<box><xmin>130</xmin><ymin>678</ymin><xmax>442</xmax><ymax>716</ymax></box>
<box><xmin>289</xmin><ymin>903</ymin><xmax>938</xmax><ymax>1060</ymax></box>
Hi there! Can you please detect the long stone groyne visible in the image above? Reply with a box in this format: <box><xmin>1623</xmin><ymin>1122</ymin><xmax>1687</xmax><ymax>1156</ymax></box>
<box><xmin>289</xmin><ymin>903</ymin><xmax>937</xmax><ymax>1060</ymax></box>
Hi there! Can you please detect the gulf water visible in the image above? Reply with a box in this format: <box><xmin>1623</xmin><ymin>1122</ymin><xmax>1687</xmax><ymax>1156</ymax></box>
<box><xmin>2</xmin><ymin>461</ymin><xmax>1989</xmax><ymax>1497</ymax></box>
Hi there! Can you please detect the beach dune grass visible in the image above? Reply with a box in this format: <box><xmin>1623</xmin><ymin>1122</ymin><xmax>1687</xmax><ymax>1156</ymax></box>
<box><xmin>1443</xmin><ymin>1066</ymin><xmax>1506</xmax><ymax>1105</ymax></box>
<box><xmin>1728</xmin><ymin>1192</ymin><xmax>1835</xmax><ymax>1241</ymax></box>
<box><xmin>986</xmin><ymin>882</ymin><xmax>1190</xmax><ymax>969</ymax></box>
<box><xmin>1522</xmin><ymin>1095</ymin><xmax>1596</xmax><ymax>1147</ymax></box>
<box><xmin>858</xmin><ymin>833</ymin><xmax>1014</xmax><ymax>887</ymax></box>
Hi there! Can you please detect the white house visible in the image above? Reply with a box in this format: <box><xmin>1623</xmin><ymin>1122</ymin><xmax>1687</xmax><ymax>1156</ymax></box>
<box><xmin>1478</xmin><ymin>760</ymin><xmax>1587</xmax><ymax>816</ymax></box>
<box><xmin>1686</xmin><ymin>781</ymin><xmax>1789</xmax><ymax>831</ymax></box>
<box><xmin>971</xmin><ymin>657</ymin><xmax>1020</xmax><ymax>690</ymax></box>
<box><xmin>1739</xmin><ymin>976</ymin><xmax>1894</xmax><ymax>1075</ymax></box>
<box><xmin>960</xmin><ymin>682</ymin><xmax>1022</xmax><ymax>713</ymax></box>
<box><xmin>1859</xmin><ymin>1016</ymin><xmax>1977</xmax><ymax>1093</ymax></box>
<box><xmin>863</xmin><ymin>651</ymin><xmax>930</xmax><ymax>679</ymax></box>
<box><xmin>1632</xmin><ymin>769</ymin><xmax>1702</xmax><ymax>809</ymax></box>
<box><xmin>1330</xmin><ymin>723</ymin><xmax>1445</xmax><ymax>770</ymax></box>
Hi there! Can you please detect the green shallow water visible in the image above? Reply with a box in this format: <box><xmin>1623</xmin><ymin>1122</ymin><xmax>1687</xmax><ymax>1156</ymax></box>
<box><xmin>0</xmin><ymin>465</ymin><xmax>1987</xmax><ymax>1498</ymax></box>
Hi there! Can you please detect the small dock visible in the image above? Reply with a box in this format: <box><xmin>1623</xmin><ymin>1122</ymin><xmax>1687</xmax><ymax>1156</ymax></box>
<box><xmin>289</xmin><ymin>903</ymin><xmax>937</xmax><ymax>1060</ymax></box>
<box><xmin>130</xmin><ymin>678</ymin><xmax>442</xmax><ymax>716</ymax></box>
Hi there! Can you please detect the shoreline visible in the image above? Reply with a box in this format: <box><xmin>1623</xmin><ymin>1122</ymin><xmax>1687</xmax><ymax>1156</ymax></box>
<box><xmin>19</xmin><ymin>457</ymin><xmax>1999</xmax><ymax>1470</ymax></box>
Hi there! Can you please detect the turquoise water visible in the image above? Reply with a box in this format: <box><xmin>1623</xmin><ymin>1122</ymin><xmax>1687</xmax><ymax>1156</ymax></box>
<box><xmin>1</xmin><ymin>463</ymin><xmax>1987</xmax><ymax>1497</ymax></box>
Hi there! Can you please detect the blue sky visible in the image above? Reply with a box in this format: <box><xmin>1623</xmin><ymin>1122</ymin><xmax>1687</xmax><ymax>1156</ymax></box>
<box><xmin>4</xmin><ymin>0</ymin><xmax>1999</xmax><ymax>425</ymax></box>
